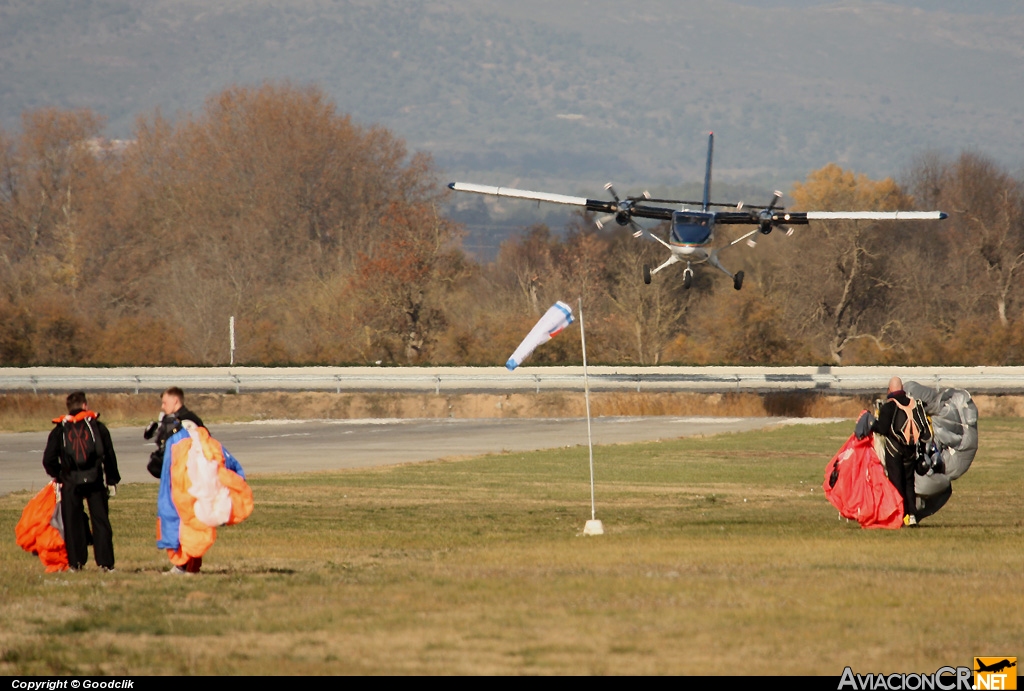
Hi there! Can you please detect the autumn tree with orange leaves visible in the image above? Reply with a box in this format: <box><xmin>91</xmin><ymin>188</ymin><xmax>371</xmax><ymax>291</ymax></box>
<box><xmin>772</xmin><ymin>164</ymin><xmax>916</xmax><ymax>364</ymax></box>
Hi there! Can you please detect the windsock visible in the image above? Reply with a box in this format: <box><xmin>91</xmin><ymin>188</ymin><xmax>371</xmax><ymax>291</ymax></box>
<box><xmin>506</xmin><ymin>301</ymin><xmax>574</xmax><ymax>370</ymax></box>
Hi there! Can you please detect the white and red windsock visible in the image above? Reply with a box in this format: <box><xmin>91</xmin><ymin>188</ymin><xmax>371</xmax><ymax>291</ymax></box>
<box><xmin>506</xmin><ymin>301</ymin><xmax>575</xmax><ymax>371</ymax></box>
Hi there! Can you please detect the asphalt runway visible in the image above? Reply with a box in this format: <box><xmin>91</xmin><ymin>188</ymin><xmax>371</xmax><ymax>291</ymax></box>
<box><xmin>0</xmin><ymin>416</ymin><xmax>841</xmax><ymax>496</ymax></box>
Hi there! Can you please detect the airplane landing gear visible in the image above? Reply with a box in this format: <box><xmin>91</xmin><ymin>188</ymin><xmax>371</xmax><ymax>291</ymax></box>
<box><xmin>645</xmin><ymin>254</ymin><xmax>679</xmax><ymax>285</ymax></box>
<box><xmin>683</xmin><ymin>266</ymin><xmax>693</xmax><ymax>289</ymax></box>
<box><xmin>733</xmin><ymin>270</ymin><xmax>744</xmax><ymax>291</ymax></box>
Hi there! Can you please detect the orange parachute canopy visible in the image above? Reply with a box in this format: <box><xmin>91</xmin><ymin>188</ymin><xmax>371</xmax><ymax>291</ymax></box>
<box><xmin>15</xmin><ymin>482</ymin><xmax>69</xmax><ymax>572</ymax></box>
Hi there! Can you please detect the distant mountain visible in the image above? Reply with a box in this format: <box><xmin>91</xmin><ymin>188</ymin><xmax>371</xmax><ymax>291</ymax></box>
<box><xmin>2</xmin><ymin>0</ymin><xmax>1021</xmax><ymax>253</ymax></box>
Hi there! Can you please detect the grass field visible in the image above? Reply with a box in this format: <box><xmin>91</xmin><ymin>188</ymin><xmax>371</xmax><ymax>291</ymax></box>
<box><xmin>1</xmin><ymin>419</ymin><xmax>1021</xmax><ymax>675</ymax></box>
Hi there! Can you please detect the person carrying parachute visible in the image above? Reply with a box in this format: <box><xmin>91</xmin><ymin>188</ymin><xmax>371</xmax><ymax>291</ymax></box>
<box><xmin>16</xmin><ymin>392</ymin><xmax>119</xmax><ymax>572</ymax></box>
<box><xmin>824</xmin><ymin>376</ymin><xmax>978</xmax><ymax>529</ymax></box>
<box><xmin>41</xmin><ymin>391</ymin><xmax>120</xmax><ymax>570</ymax></box>
<box><xmin>862</xmin><ymin>376</ymin><xmax>932</xmax><ymax>527</ymax></box>
<box><xmin>154</xmin><ymin>411</ymin><xmax>253</xmax><ymax>575</ymax></box>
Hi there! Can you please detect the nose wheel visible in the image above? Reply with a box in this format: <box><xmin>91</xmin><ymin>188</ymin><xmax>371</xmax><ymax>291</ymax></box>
<box><xmin>683</xmin><ymin>266</ymin><xmax>693</xmax><ymax>290</ymax></box>
<box><xmin>733</xmin><ymin>270</ymin><xmax>744</xmax><ymax>291</ymax></box>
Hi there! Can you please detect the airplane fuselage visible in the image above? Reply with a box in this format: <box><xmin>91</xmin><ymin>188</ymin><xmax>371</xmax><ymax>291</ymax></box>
<box><xmin>668</xmin><ymin>211</ymin><xmax>715</xmax><ymax>264</ymax></box>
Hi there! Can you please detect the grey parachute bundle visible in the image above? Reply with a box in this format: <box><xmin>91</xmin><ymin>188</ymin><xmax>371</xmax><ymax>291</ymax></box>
<box><xmin>904</xmin><ymin>381</ymin><xmax>979</xmax><ymax>519</ymax></box>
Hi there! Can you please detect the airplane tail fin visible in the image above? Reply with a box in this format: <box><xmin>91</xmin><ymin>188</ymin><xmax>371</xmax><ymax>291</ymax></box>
<box><xmin>702</xmin><ymin>132</ymin><xmax>714</xmax><ymax>212</ymax></box>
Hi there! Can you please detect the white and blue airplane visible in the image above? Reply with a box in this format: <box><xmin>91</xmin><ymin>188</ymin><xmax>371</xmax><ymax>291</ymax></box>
<box><xmin>449</xmin><ymin>133</ymin><xmax>947</xmax><ymax>290</ymax></box>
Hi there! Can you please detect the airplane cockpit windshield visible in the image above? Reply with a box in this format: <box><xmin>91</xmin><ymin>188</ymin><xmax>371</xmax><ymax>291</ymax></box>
<box><xmin>671</xmin><ymin>212</ymin><xmax>713</xmax><ymax>245</ymax></box>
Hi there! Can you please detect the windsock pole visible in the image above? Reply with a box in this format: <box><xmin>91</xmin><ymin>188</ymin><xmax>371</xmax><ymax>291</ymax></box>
<box><xmin>580</xmin><ymin>297</ymin><xmax>603</xmax><ymax>535</ymax></box>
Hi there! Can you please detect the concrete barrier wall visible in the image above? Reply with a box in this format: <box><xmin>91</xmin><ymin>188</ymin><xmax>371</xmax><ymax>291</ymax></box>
<box><xmin>3</xmin><ymin>365</ymin><xmax>1024</xmax><ymax>395</ymax></box>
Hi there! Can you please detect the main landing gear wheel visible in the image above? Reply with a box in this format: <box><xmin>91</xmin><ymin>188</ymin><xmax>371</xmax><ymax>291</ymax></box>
<box><xmin>733</xmin><ymin>270</ymin><xmax>744</xmax><ymax>291</ymax></box>
<box><xmin>683</xmin><ymin>268</ymin><xmax>693</xmax><ymax>290</ymax></box>
<box><xmin>643</xmin><ymin>264</ymin><xmax>652</xmax><ymax>285</ymax></box>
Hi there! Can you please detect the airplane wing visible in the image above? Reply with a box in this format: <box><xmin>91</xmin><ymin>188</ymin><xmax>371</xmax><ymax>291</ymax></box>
<box><xmin>451</xmin><ymin>182</ymin><xmax>947</xmax><ymax>226</ymax></box>
<box><xmin>712</xmin><ymin>209</ymin><xmax>947</xmax><ymax>258</ymax></box>
<box><xmin>449</xmin><ymin>182</ymin><xmax>590</xmax><ymax>208</ymax></box>
<box><xmin>448</xmin><ymin>182</ymin><xmax>675</xmax><ymax>221</ymax></box>
<box><xmin>714</xmin><ymin>210</ymin><xmax>948</xmax><ymax>225</ymax></box>
<box><xmin>804</xmin><ymin>211</ymin><xmax>948</xmax><ymax>221</ymax></box>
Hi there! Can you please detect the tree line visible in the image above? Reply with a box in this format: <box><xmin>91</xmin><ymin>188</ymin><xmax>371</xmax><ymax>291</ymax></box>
<box><xmin>1</xmin><ymin>83</ymin><xmax>1022</xmax><ymax>367</ymax></box>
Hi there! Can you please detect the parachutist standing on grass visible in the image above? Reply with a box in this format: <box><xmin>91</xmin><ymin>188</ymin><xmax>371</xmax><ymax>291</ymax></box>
<box><xmin>858</xmin><ymin>376</ymin><xmax>931</xmax><ymax>527</ymax></box>
<box><xmin>43</xmin><ymin>391</ymin><xmax>120</xmax><ymax>571</ymax></box>
<box><xmin>145</xmin><ymin>386</ymin><xmax>207</xmax><ymax>575</ymax></box>
<box><xmin>146</xmin><ymin>386</ymin><xmax>205</xmax><ymax>478</ymax></box>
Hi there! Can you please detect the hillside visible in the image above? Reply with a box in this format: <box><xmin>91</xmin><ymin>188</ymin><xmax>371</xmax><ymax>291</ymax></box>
<box><xmin>1</xmin><ymin>0</ymin><xmax>1021</xmax><ymax>195</ymax></box>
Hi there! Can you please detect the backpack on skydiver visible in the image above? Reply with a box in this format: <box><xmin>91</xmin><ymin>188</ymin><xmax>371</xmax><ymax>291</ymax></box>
<box><xmin>58</xmin><ymin>413</ymin><xmax>106</xmax><ymax>486</ymax></box>
<box><xmin>879</xmin><ymin>396</ymin><xmax>934</xmax><ymax>472</ymax></box>
<box><xmin>874</xmin><ymin>395</ymin><xmax>932</xmax><ymax>446</ymax></box>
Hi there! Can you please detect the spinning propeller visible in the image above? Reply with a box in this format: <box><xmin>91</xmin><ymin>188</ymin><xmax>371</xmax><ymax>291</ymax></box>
<box><xmin>594</xmin><ymin>183</ymin><xmax>651</xmax><ymax>238</ymax></box>
<box><xmin>756</xmin><ymin>191</ymin><xmax>785</xmax><ymax>234</ymax></box>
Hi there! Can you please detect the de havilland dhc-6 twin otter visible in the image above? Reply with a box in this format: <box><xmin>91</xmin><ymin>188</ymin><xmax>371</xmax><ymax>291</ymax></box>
<box><xmin>449</xmin><ymin>133</ymin><xmax>948</xmax><ymax>290</ymax></box>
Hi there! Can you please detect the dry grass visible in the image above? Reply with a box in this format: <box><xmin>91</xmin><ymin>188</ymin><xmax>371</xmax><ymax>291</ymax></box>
<box><xmin>3</xmin><ymin>391</ymin><xmax>1020</xmax><ymax>434</ymax></box>
<box><xmin>1</xmin><ymin>419</ymin><xmax>1021</xmax><ymax>675</ymax></box>
<box><xmin>1</xmin><ymin>390</ymin><xmax>885</xmax><ymax>433</ymax></box>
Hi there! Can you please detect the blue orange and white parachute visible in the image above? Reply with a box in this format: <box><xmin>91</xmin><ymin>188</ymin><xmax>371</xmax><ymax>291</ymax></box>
<box><xmin>156</xmin><ymin>422</ymin><xmax>253</xmax><ymax>566</ymax></box>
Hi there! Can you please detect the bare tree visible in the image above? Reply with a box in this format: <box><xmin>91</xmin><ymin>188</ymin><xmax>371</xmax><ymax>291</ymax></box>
<box><xmin>348</xmin><ymin>202</ymin><xmax>461</xmax><ymax>363</ymax></box>
<box><xmin>125</xmin><ymin>82</ymin><xmax>453</xmax><ymax>363</ymax></box>
<box><xmin>493</xmin><ymin>224</ymin><xmax>561</xmax><ymax>317</ymax></box>
<box><xmin>938</xmin><ymin>153</ymin><xmax>1024</xmax><ymax>327</ymax></box>
<box><xmin>773</xmin><ymin>164</ymin><xmax>914</xmax><ymax>364</ymax></box>
<box><xmin>0</xmin><ymin>109</ymin><xmax>107</xmax><ymax>301</ymax></box>
<box><xmin>604</xmin><ymin>227</ymin><xmax>691</xmax><ymax>364</ymax></box>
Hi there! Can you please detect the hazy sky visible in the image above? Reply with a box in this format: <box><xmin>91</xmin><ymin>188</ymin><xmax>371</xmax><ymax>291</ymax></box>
<box><xmin>733</xmin><ymin>0</ymin><xmax>1022</xmax><ymax>12</ymax></box>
